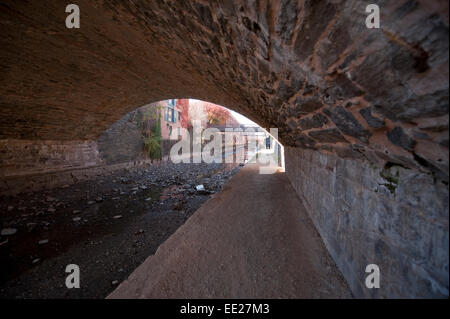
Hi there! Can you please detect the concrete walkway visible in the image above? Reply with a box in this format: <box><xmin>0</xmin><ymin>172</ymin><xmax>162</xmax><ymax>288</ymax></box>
<box><xmin>108</xmin><ymin>164</ymin><xmax>352</xmax><ymax>298</ymax></box>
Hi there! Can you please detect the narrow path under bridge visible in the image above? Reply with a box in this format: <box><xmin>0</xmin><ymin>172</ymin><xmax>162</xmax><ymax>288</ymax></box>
<box><xmin>108</xmin><ymin>163</ymin><xmax>352</xmax><ymax>298</ymax></box>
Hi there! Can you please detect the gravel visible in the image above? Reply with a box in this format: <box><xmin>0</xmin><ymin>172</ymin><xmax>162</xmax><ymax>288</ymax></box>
<box><xmin>0</xmin><ymin>161</ymin><xmax>241</xmax><ymax>298</ymax></box>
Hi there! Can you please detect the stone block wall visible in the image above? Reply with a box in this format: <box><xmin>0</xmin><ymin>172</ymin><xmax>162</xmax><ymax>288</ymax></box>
<box><xmin>285</xmin><ymin>147</ymin><xmax>449</xmax><ymax>298</ymax></box>
<box><xmin>0</xmin><ymin>159</ymin><xmax>154</xmax><ymax>196</ymax></box>
<box><xmin>0</xmin><ymin>139</ymin><xmax>100</xmax><ymax>178</ymax></box>
<box><xmin>97</xmin><ymin>110</ymin><xmax>146</xmax><ymax>165</ymax></box>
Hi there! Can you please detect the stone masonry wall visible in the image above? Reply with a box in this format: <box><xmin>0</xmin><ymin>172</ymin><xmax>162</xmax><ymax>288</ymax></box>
<box><xmin>0</xmin><ymin>140</ymin><xmax>100</xmax><ymax>178</ymax></box>
<box><xmin>1</xmin><ymin>0</ymin><xmax>448</xmax><ymax>181</ymax></box>
<box><xmin>285</xmin><ymin>147</ymin><xmax>449</xmax><ymax>298</ymax></box>
<box><xmin>0</xmin><ymin>0</ymin><xmax>448</xmax><ymax>298</ymax></box>
<box><xmin>0</xmin><ymin>159</ymin><xmax>154</xmax><ymax>196</ymax></box>
<box><xmin>97</xmin><ymin>109</ymin><xmax>146</xmax><ymax>165</ymax></box>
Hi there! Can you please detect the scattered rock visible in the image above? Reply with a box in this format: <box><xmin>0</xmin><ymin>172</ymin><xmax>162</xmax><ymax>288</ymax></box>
<box><xmin>0</xmin><ymin>239</ymin><xmax>9</xmax><ymax>246</ymax></box>
<box><xmin>73</xmin><ymin>210</ymin><xmax>81</xmax><ymax>214</ymax></box>
<box><xmin>38</xmin><ymin>239</ymin><xmax>49</xmax><ymax>245</ymax></box>
<box><xmin>47</xmin><ymin>207</ymin><xmax>56</xmax><ymax>213</ymax></box>
<box><xmin>196</xmin><ymin>185</ymin><xmax>205</xmax><ymax>192</ymax></box>
<box><xmin>1</xmin><ymin>228</ymin><xmax>17</xmax><ymax>236</ymax></box>
<box><xmin>113</xmin><ymin>215</ymin><xmax>122</xmax><ymax>219</ymax></box>
<box><xmin>32</xmin><ymin>258</ymin><xmax>40</xmax><ymax>264</ymax></box>
<box><xmin>173</xmin><ymin>201</ymin><xmax>184</xmax><ymax>210</ymax></box>
<box><xmin>7</xmin><ymin>206</ymin><xmax>14</xmax><ymax>211</ymax></box>
<box><xmin>95</xmin><ymin>197</ymin><xmax>103</xmax><ymax>203</ymax></box>
<box><xmin>26</xmin><ymin>223</ymin><xmax>38</xmax><ymax>232</ymax></box>
<box><xmin>46</xmin><ymin>196</ymin><xmax>57</xmax><ymax>202</ymax></box>
<box><xmin>73</xmin><ymin>217</ymin><xmax>82</xmax><ymax>222</ymax></box>
<box><xmin>88</xmin><ymin>201</ymin><xmax>96</xmax><ymax>205</ymax></box>
<box><xmin>112</xmin><ymin>280</ymin><xmax>119</xmax><ymax>285</ymax></box>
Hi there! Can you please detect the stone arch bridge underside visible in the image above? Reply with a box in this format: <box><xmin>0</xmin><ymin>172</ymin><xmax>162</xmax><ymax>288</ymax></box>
<box><xmin>0</xmin><ymin>0</ymin><xmax>448</xmax><ymax>298</ymax></box>
<box><xmin>0</xmin><ymin>0</ymin><xmax>448</xmax><ymax>179</ymax></box>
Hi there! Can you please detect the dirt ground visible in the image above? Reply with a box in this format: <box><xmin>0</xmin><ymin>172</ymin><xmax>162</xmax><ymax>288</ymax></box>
<box><xmin>109</xmin><ymin>164</ymin><xmax>352</xmax><ymax>299</ymax></box>
<box><xmin>0</xmin><ymin>162</ymin><xmax>240</xmax><ymax>299</ymax></box>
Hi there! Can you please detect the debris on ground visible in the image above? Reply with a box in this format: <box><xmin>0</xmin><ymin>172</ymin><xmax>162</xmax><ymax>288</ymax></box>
<box><xmin>1</xmin><ymin>228</ymin><xmax>17</xmax><ymax>236</ymax></box>
<box><xmin>0</xmin><ymin>161</ymin><xmax>242</xmax><ymax>299</ymax></box>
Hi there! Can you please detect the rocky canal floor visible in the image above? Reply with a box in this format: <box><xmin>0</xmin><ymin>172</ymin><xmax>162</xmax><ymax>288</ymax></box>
<box><xmin>0</xmin><ymin>161</ymin><xmax>241</xmax><ymax>298</ymax></box>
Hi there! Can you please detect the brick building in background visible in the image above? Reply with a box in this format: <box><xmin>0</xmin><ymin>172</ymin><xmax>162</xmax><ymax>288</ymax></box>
<box><xmin>188</xmin><ymin>99</ymin><xmax>239</xmax><ymax>129</ymax></box>
<box><xmin>160</xmin><ymin>99</ymin><xmax>240</xmax><ymax>139</ymax></box>
<box><xmin>160</xmin><ymin>99</ymin><xmax>186</xmax><ymax>140</ymax></box>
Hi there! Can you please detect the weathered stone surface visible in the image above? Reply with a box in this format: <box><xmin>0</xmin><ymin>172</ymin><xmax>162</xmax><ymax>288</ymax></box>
<box><xmin>323</xmin><ymin>106</ymin><xmax>371</xmax><ymax>143</ymax></box>
<box><xmin>294</xmin><ymin>134</ymin><xmax>316</xmax><ymax>148</ymax></box>
<box><xmin>98</xmin><ymin>108</ymin><xmax>146</xmax><ymax>165</ymax></box>
<box><xmin>417</xmin><ymin>115</ymin><xmax>449</xmax><ymax>132</ymax></box>
<box><xmin>387</xmin><ymin>127</ymin><xmax>416</xmax><ymax>151</ymax></box>
<box><xmin>0</xmin><ymin>140</ymin><xmax>100</xmax><ymax>178</ymax></box>
<box><xmin>381</xmin><ymin>90</ymin><xmax>449</xmax><ymax>122</ymax></box>
<box><xmin>309</xmin><ymin>128</ymin><xmax>348</xmax><ymax>143</ymax></box>
<box><xmin>275</xmin><ymin>0</ymin><xmax>298</xmax><ymax>43</ymax></box>
<box><xmin>413</xmin><ymin>130</ymin><xmax>431</xmax><ymax>140</ymax></box>
<box><xmin>285</xmin><ymin>147</ymin><xmax>449</xmax><ymax>298</ymax></box>
<box><xmin>292</xmin><ymin>96</ymin><xmax>324</xmax><ymax>115</ymax></box>
<box><xmin>332</xmin><ymin>74</ymin><xmax>364</xmax><ymax>100</ymax></box>
<box><xmin>359</xmin><ymin>108</ymin><xmax>386</xmax><ymax>129</ymax></box>
<box><xmin>277</xmin><ymin>80</ymin><xmax>298</xmax><ymax>101</ymax></box>
<box><xmin>317</xmin><ymin>20</ymin><xmax>352</xmax><ymax>70</ymax></box>
<box><xmin>298</xmin><ymin>113</ymin><xmax>329</xmax><ymax>131</ymax></box>
<box><xmin>293</xmin><ymin>0</ymin><xmax>337</xmax><ymax>61</ymax></box>
<box><xmin>0</xmin><ymin>159</ymin><xmax>157</xmax><ymax>196</ymax></box>
<box><xmin>438</xmin><ymin>136</ymin><xmax>449</xmax><ymax>148</ymax></box>
<box><xmin>194</xmin><ymin>3</ymin><xmax>215</xmax><ymax>31</ymax></box>
<box><xmin>0</xmin><ymin>0</ymin><xmax>447</xmax><ymax>179</ymax></box>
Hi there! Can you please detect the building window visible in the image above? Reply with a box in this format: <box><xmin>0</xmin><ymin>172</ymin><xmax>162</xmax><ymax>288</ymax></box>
<box><xmin>265</xmin><ymin>136</ymin><xmax>271</xmax><ymax>149</ymax></box>
<box><xmin>178</xmin><ymin>111</ymin><xmax>181</xmax><ymax>121</ymax></box>
<box><xmin>168</xmin><ymin>99</ymin><xmax>176</xmax><ymax>107</ymax></box>
<box><xmin>169</xmin><ymin>126</ymin><xmax>172</xmax><ymax>136</ymax></box>
<box><xmin>165</xmin><ymin>107</ymin><xmax>176</xmax><ymax>123</ymax></box>
<box><xmin>177</xmin><ymin>127</ymin><xmax>180</xmax><ymax>137</ymax></box>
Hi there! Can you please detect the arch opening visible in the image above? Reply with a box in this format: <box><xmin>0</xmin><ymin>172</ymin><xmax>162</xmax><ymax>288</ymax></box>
<box><xmin>0</xmin><ymin>0</ymin><xmax>448</xmax><ymax>299</ymax></box>
<box><xmin>97</xmin><ymin>98</ymin><xmax>285</xmax><ymax>172</ymax></box>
